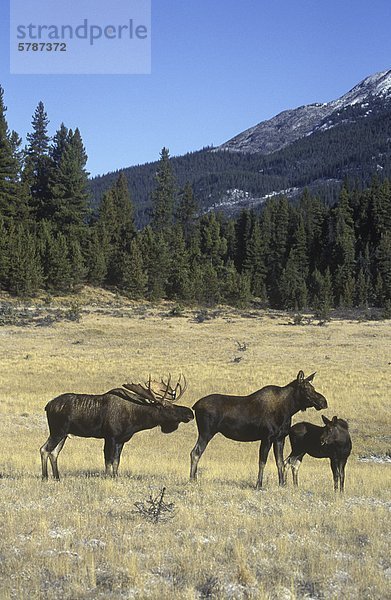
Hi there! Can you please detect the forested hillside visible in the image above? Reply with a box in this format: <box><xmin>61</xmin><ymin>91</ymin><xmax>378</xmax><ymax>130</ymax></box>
<box><xmin>90</xmin><ymin>99</ymin><xmax>391</xmax><ymax>226</ymax></box>
<box><xmin>0</xmin><ymin>86</ymin><xmax>390</xmax><ymax>311</ymax></box>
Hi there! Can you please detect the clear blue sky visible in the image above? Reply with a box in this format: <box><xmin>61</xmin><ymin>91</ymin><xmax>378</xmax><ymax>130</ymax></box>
<box><xmin>1</xmin><ymin>0</ymin><xmax>390</xmax><ymax>176</ymax></box>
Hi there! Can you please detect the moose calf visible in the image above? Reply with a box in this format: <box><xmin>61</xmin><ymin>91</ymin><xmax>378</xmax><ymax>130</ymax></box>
<box><xmin>284</xmin><ymin>415</ymin><xmax>352</xmax><ymax>492</ymax></box>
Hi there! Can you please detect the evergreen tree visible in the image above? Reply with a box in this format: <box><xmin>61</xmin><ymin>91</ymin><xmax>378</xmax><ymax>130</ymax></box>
<box><xmin>86</xmin><ymin>227</ymin><xmax>107</xmax><ymax>286</ymax></box>
<box><xmin>50</xmin><ymin>123</ymin><xmax>70</xmax><ymax>167</ymax></box>
<box><xmin>279</xmin><ymin>214</ymin><xmax>308</xmax><ymax>310</ymax></box>
<box><xmin>97</xmin><ymin>172</ymin><xmax>135</xmax><ymax>286</ymax></box>
<box><xmin>140</xmin><ymin>226</ymin><xmax>170</xmax><ymax>300</ymax></box>
<box><xmin>0</xmin><ymin>86</ymin><xmax>24</xmax><ymax>222</ymax></box>
<box><xmin>0</xmin><ymin>216</ymin><xmax>9</xmax><ymax>287</ymax></box>
<box><xmin>331</xmin><ymin>187</ymin><xmax>356</xmax><ymax>306</ymax></box>
<box><xmin>166</xmin><ymin>225</ymin><xmax>191</xmax><ymax>301</ymax></box>
<box><xmin>151</xmin><ymin>147</ymin><xmax>176</xmax><ymax>232</ymax></box>
<box><xmin>176</xmin><ymin>181</ymin><xmax>198</xmax><ymax>240</ymax></box>
<box><xmin>7</xmin><ymin>224</ymin><xmax>43</xmax><ymax>295</ymax></box>
<box><xmin>45</xmin><ymin>233</ymin><xmax>72</xmax><ymax>291</ymax></box>
<box><xmin>49</xmin><ymin>128</ymin><xmax>90</xmax><ymax>229</ymax></box>
<box><xmin>121</xmin><ymin>237</ymin><xmax>148</xmax><ymax>298</ymax></box>
<box><xmin>235</xmin><ymin>210</ymin><xmax>254</xmax><ymax>272</ymax></box>
<box><xmin>243</xmin><ymin>218</ymin><xmax>267</xmax><ymax>300</ymax></box>
<box><xmin>311</xmin><ymin>267</ymin><xmax>333</xmax><ymax>318</ymax></box>
<box><xmin>68</xmin><ymin>236</ymin><xmax>86</xmax><ymax>289</ymax></box>
<box><xmin>24</xmin><ymin>101</ymin><xmax>51</xmax><ymax>219</ymax></box>
<box><xmin>200</xmin><ymin>212</ymin><xmax>227</xmax><ymax>267</ymax></box>
<box><xmin>223</xmin><ymin>262</ymin><xmax>251</xmax><ymax>308</ymax></box>
<box><xmin>375</xmin><ymin>231</ymin><xmax>391</xmax><ymax>305</ymax></box>
<box><xmin>267</xmin><ymin>196</ymin><xmax>290</xmax><ymax>306</ymax></box>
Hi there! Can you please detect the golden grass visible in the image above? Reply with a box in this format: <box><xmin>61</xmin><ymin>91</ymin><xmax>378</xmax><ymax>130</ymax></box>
<box><xmin>0</xmin><ymin>300</ymin><xmax>390</xmax><ymax>599</ymax></box>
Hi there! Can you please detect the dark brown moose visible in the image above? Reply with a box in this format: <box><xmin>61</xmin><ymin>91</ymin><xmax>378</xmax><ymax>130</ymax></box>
<box><xmin>40</xmin><ymin>375</ymin><xmax>193</xmax><ymax>480</ymax></box>
<box><xmin>190</xmin><ymin>371</ymin><xmax>327</xmax><ymax>489</ymax></box>
<box><xmin>284</xmin><ymin>415</ymin><xmax>352</xmax><ymax>492</ymax></box>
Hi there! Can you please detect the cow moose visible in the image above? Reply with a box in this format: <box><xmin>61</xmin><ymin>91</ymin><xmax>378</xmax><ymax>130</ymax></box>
<box><xmin>190</xmin><ymin>371</ymin><xmax>327</xmax><ymax>489</ymax></box>
<box><xmin>40</xmin><ymin>375</ymin><xmax>193</xmax><ymax>480</ymax></box>
<box><xmin>284</xmin><ymin>415</ymin><xmax>352</xmax><ymax>492</ymax></box>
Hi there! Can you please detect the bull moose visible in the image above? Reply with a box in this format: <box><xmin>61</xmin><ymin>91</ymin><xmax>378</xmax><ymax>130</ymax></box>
<box><xmin>40</xmin><ymin>375</ymin><xmax>193</xmax><ymax>480</ymax></box>
<box><xmin>285</xmin><ymin>415</ymin><xmax>352</xmax><ymax>492</ymax></box>
<box><xmin>190</xmin><ymin>371</ymin><xmax>327</xmax><ymax>489</ymax></box>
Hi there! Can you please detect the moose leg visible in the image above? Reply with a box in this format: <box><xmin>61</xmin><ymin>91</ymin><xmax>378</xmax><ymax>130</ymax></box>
<box><xmin>190</xmin><ymin>434</ymin><xmax>213</xmax><ymax>480</ymax></box>
<box><xmin>104</xmin><ymin>438</ymin><xmax>116</xmax><ymax>476</ymax></box>
<box><xmin>112</xmin><ymin>443</ymin><xmax>124</xmax><ymax>477</ymax></box>
<box><xmin>40</xmin><ymin>435</ymin><xmax>66</xmax><ymax>481</ymax></box>
<box><xmin>48</xmin><ymin>437</ymin><xmax>67</xmax><ymax>480</ymax></box>
<box><xmin>339</xmin><ymin>459</ymin><xmax>347</xmax><ymax>493</ymax></box>
<box><xmin>330</xmin><ymin>458</ymin><xmax>340</xmax><ymax>492</ymax></box>
<box><xmin>273</xmin><ymin>439</ymin><xmax>286</xmax><ymax>486</ymax></box>
<box><xmin>256</xmin><ymin>438</ymin><xmax>272</xmax><ymax>490</ymax></box>
<box><xmin>289</xmin><ymin>455</ymin><xmax>304</xmax><ymax>487</ymax></box>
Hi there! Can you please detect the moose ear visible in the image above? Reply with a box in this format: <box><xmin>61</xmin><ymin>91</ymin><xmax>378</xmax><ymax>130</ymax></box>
<box><xmin>322</xmin><ymin>415</ymin><xmax>331</xmax><ymax>425</ymax></box>
<box><xmin>332</xmin><ymin>416</ymin><xmax>338</xmax><ymax>423</ymax></box>
<box><xmin>305</xmin><ymin>372</ymin><xmax>316</xmax><ymax>382</ymax></box>
<box><xmin>297</xmin><ymin>371</ymin><xmax>304</xmax><ymax>384</ymax></box>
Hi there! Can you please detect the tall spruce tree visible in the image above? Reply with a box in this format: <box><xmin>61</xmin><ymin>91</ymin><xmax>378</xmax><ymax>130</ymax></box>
<box><xmin>331</xmin><ymin>187</ymin><xmax>356</xmax><ymax>307</ymax></box>
<box><xmin>151</xmin><ymin>147</ymin><xmax>175</xmax><ymax>232</ymax></box>
<box><xmin>0</xmin><ymin>86</ymin><xmax>24</xmax><ymax>222</ymax></box>
<box><xmin>24</xmin><ymin>101</ymin><xmax>51</xmax><ymax>220</ymax></box>
<box><xmin>49</xmin><ymin>128</ymin><xmax>90</xmax><ymax>230</ymax></box>
<box><xmin>267</xmin><ymin>196</ymin><xmax>290</xmax><ymax>306</ymax></box>
<box><xmin>279</xmin><ymin>212</ymin><xmax>309</xmax><ymax>310</ymax></box>
<box><xmin>97</xmin><ymin>172</ymin><xmax>135</xmax><ymax>286</ymax></box>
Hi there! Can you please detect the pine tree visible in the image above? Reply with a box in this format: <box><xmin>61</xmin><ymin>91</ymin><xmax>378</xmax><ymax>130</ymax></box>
<box><xmin>331</xmin><ymin>187</ymin><xmax>356</xmax><ymax>307</ymax></box>
<box><xmin>68</xmin><ymin>236</ymin><xmax>86</xmax><ymax>289</ymax></box>
<box><xmin>50</xmin><ymin>123</ymin><xmax>70</xmax><ymax>167</ymax></box>
<box><xmin>45</xmin><ymin>233</ymin><xmax>72</xmax><ymax>291</ymax></box>
<box><xmin>376</xmin><ymin>231</ymin><xmax>391</xmax><ymax>305</ymax></box>
<box><xmin>223</xmin><ymin>262</ymin><xmax>251</xmax><ymax>308</ymax></box>
<box><xmin>121</xmin><ymin>237</ymin><xmax>148</xmax><ymax>298</ymax></box>
<box><xmin>7</xmin><ymin>224</ymin><xmax>43</xmax><ymax>295</ymax></box>
<box><xmin>49</xmin><ymin>128</ymin><xmax>90</xmax><ymax>229</ymax></box>
<box><xmin>267</xmin><ymin>197</ymin><xmax>290</xmax><ymax>306</ymax></box>
<box><xmin>96</xmin><ymin>173</ymin><xmax>135</xmax><ymax>286</ymax></box>
<box><xmin>140</xmin><ymin>226</ymin><xmax>170</xmax><ymax>300</ymax></box>
<box><xmin>24</xmin><ymin>101</ymin><xmax>51</xmax><ymax>220</ymax></box>
<box><xmin>200</xmin><ymin>212</ymin><xmax>227</xmax><ymax>268</ymax></box>
<box><xmin>235</xmin><ymin>210</ymin><xmax>254</xmax><ymax>272</ymax></box>
<box><xmin>0</xmin><ymin>216</ymin><xmax>9</xmax><ymax>287</ymax></box>
<box><xmin>151</xmin><ymin>147</ymin><xmax>176</xmax><ymax>232</ymax></box>
<box><xmin>311</xmin><ymin>267</ymin><xmax>333</xmax><ymax>318</ymax></box>
<box><xmin>243</xmin><ymin>217</ymin><xmax>267</xmax><ymax>300</ymax></box>
<box><xmin>0</xmin><ymin>86</ymin><xmax>24</xmax><ymax>222</ymax></box>
<box><xmin>279</xmin><ymin>213</ymin><xmax>308</xmax><ymax>310</ymax></box>
<box><xmin>166</xmin><ymin>225</ymin><xmax>191</xmax><ymax>301</ymax></box>
<box><xmin>176</xmin><ymin>182</ymin><xmax>198</xmax><ymax>240</ymax></box>
<box><xmin>86</xmin><ymin>227</ymin><xmax>107</xmax><ymax>286</ymax></box>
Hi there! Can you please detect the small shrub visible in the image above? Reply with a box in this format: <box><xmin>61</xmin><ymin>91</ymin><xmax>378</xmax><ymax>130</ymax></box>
<box><xmin>168</xmin><ymin>304</ymin><xmax>184</xmax><ymax>317</ymax></box>
<box><xmin>133</xmin><ymin>487</ymin><xmax>175</xmax><ymax>524</ymax></box>
<box><xmin>65</xmin><ymin>302</ymin><xmax>82</xmax><ymax>322</ymax></box>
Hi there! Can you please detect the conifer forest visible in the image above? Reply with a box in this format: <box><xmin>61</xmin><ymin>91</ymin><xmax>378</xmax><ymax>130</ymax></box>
<box><xmin>0</xmin><ymin>87</ymin><xmax>390</xmax><ymax>313</ymax></box>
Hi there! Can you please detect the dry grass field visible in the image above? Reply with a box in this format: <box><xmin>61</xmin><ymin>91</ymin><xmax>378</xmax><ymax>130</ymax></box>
<box><xmin>0</xmin><ymin>292</ymin><xmax>390</xmax><ymax>599</ymax></box>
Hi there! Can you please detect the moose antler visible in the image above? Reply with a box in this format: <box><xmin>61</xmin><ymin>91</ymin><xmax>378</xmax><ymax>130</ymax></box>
<box><xmin>173</xmin><ymin>373</ymin><xmax>187</xmax><ymax>402</ymax></box>
<box><xmin>122</xmin><ymin>374</ymin><xmax>187</xmax><ymax>406</ymax></box>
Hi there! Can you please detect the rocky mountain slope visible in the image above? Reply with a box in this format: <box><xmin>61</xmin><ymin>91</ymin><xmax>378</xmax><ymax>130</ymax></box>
<box><xmin>217</xmin><ymin>69</ymin><xmax>391</xmax><ymax>154</ymax></box>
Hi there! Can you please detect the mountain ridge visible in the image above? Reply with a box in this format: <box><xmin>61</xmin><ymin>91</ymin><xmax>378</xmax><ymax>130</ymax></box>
<box><xmin>216</xmin><ymin>69</ymin><xmax>391</xmax><ymax>155</ymax></box>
